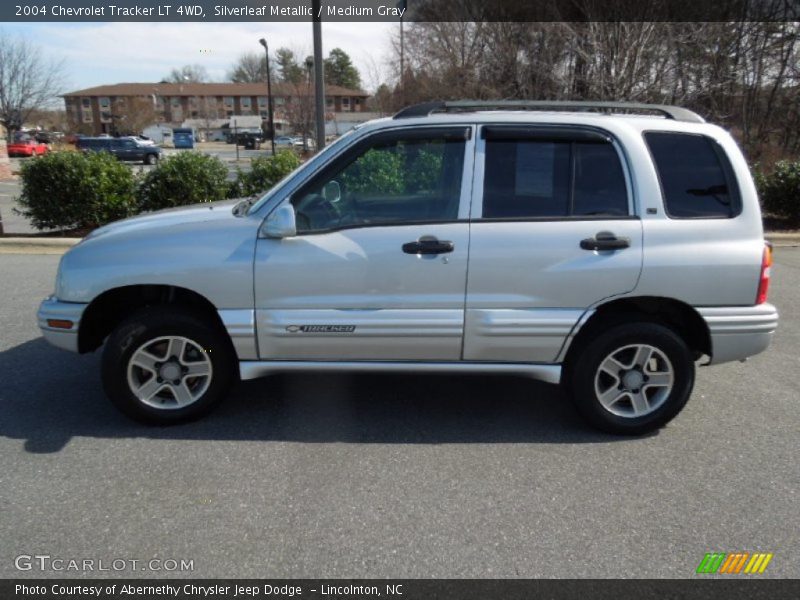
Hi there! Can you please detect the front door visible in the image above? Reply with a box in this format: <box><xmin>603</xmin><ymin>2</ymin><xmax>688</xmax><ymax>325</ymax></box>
<box><xmin>254</xmin><ymin>126</ymin><xmax>475</xmax><ymax>361</ymax></box>
<box><xmin>464</xmin><ymin>125</ymin><xmax>644</xmax><ymax>363</ymax></box>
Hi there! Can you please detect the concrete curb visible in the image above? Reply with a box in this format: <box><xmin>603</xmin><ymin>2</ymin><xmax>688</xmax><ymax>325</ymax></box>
<box><xmin>0</xmin><ymin>237</ymin><xmax>81</xmax><ymax>254</ymax></box>
<box><xmin>766</xmin><ymin>233</ymin><xmax>800</xmax><ymax>246</ymax></box>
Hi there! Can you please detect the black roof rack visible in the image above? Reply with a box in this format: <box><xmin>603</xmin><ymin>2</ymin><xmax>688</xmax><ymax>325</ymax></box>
<box><xmin>393</xmin><ymin>100</ymin><xmax>705</xmax><ymax>124</ymax></box>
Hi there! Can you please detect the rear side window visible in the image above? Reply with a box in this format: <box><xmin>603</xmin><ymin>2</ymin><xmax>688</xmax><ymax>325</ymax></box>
<box><xmin>644</xmin><ymin>132</ymin><xmax>741</xmax><ymax>218</ymax></box>
<box><xmin>482</xmin><ymin>137</ymin><xmax>629</xmax><ymax>219</ymax></box>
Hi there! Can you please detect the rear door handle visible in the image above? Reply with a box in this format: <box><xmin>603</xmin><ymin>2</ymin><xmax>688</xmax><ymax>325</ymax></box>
<box><xmin>402</xmin><ymin>238</ymin><xmax>454</xmax><ymax>255</ymax></box>
<box><xmin>580</xmin><ymin>232</ymin><xmax>630</xmax><ymax>251</ymax></box>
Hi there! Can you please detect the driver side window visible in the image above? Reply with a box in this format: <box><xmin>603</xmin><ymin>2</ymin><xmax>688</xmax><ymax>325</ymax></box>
<box><xmin>291</xmin><ymin>130</ymin><xmax>467</xmax><ymax>234</ymax></box>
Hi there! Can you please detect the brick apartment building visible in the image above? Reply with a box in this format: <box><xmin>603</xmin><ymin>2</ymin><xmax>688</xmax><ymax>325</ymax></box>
<box><xmin>63</xmin><ymin>82</ymin><xmax>371</xmax><ymax>136</ymax></box>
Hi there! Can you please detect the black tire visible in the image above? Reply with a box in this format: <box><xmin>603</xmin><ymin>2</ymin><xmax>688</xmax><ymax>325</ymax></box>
<box><xmin>102</xmin><ymin>307</ymin><xmax>236</xmax><ymax>425</ymax></box>
<box><xmin>144</xmin><ymin>153</ymin><xmax>157</xmax><ymax>165</ymax></box>
<box><xmin>565</xmin><ymin>321</ymin><xmax>695</xmax><ymax>435</ymax></box>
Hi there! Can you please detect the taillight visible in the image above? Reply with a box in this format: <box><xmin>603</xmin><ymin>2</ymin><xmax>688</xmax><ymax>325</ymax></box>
<box><xmin>756</xmin><ymin>243</ymin><xmax>773</xmax><ymax>304</ymax></box>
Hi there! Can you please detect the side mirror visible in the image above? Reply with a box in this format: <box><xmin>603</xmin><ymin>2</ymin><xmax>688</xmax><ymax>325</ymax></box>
<box><xmin>261</xmin><ymin>204</ymin><xmax>297</xmax><ymax>239</ymax></box>
<box><xmin>323</xmin><ymin>181</ymin><xmax>341</xmax><ymax>203</ymax></box>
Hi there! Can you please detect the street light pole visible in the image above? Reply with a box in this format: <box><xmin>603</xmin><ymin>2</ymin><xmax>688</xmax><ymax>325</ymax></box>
<box><xmin>397</xmin><ymin>0</ymin><xmax>407</xmax><ymax>106</ymax></box>
<box><xmin>312</xmin><ymin>0</ymin><xmax>326</xmax><ymax>150</ymax></box>
<box><xmin>305</xmin><ymin>57</ymin><xmax>314</xmax><ymax>153</ymax></box>
<box><xmin>258</xmin><ymin>37</ymin><xmax>276</xmax><ymax>155</ymax></box>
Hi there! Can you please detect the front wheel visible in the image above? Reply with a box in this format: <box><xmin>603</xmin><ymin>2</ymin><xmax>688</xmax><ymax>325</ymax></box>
<box><xmin>102</xmin><ymin>307</ymin><xmax>236</xmax><ymax>424</ymax></box>
<box><xmin>144</xmin><ymin>153</ymin><xmax>158</xmax><ymax>165</ymax></box>
<box><xmin>566</xmin><ymin>321</ymin><xmax>695</xmax><ymax>435</ymax></box>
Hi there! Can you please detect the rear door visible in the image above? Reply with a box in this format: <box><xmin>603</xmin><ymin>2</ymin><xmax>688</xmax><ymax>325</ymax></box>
<box><xmin>464</xmin><ymin>125</ymin><xmax>643</xmax><ymax>362</ymax></box>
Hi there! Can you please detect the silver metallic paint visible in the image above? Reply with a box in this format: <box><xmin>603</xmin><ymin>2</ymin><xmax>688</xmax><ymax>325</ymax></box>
<box><xmin>38</xmin><ymin>111</ymin><xmax>777</xmax><ymax>383</ymax></box>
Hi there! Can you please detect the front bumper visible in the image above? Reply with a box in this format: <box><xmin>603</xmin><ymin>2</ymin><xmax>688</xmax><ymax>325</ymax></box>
<box><xmin>698</xmin><ymin>303</ymin><xmax>779</xmax><ymax>364</ymax></box>
<box><xmin>37</xmin><ymin>296</ymin><xmax>88</xmax><ymax>352</ymax></box>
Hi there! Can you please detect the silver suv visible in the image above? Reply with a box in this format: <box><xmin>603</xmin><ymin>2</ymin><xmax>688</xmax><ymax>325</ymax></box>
<box><xmin>37</xmin><ymin>101</ymin><xmax>778</xmax><ymax>434</ymax></box>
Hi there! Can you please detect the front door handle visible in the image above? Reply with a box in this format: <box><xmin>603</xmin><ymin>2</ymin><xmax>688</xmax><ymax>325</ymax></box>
<box><xmin>402</xmin><ymin>238</ymin><xmax>454</xmax><ymax>255</ymax></box>
<box><xmin>580</xmin><ymin>232</ymin><xmax>630</xmax><ymax>251</ymax></box>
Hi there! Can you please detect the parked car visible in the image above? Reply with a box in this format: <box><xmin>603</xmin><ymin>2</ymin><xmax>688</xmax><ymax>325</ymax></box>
<box><xmin>7</xmin><ymin>138</ymin><xmax>49</xmax><ymax>157</ymax></box>
<box><xmin>227</xmin><ymin>131</ymin><xmax>263</xmax><ymax>147</ymax></box>
<box><xmin>274</xmin><ymin>136</ymin><xmax>296</xmax><ymax>147</ymax></box>
<box><xmin>37</xmin><ymin>100</ymin><xmax>778</xmax><ymax>433</ymax></box>
<box><xmin>172</xmin><ymin>128</ymin><xmax>195</xmax><ymax>149</ymax></box>
<box><xmin>293</xmin><ymin>137</ymin><xmax>316</xmax><ymax>150</ymax></box>
<box><xmin>76</xmin><ymin>136</ymin><xmax>161</xmax><ymax>165</ymax></box>
<box><xmin>34</xmin><ymin>131</ymin><xmax>60</xmax><ymax>144</ymax></box>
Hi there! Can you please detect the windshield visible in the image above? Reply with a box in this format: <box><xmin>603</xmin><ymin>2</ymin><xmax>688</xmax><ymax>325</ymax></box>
<box><xmin>247</xmin><ymin>128</ymin><xmax>358</xmax><ymax>215</ymax></box>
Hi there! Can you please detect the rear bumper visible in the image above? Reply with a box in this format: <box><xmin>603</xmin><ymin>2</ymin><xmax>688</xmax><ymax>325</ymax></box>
<box><xmin>698</xmin><ymin>303</ymin><xmax>779</xmax><ymax>364</ymax></box>
<box><xmin>37</xmin><ymin>296</ymin><xmax>88</xmax><ymax>353</ymax></box>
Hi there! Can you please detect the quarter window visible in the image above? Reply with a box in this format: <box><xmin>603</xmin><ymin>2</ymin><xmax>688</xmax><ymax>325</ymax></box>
<box><xmin>291</xmin><ymin>130</ymin><xmax>467</xmax><ymax>234</ymax></box>
<box><xmin>644</xmin><ymin>132</ymin><xmax>740</xmax><ymax>219</ymax></box>
<box><xmin>482</xmin><ymin>136</ymin><xmax>628</xmax><ymax>218</ymax></box>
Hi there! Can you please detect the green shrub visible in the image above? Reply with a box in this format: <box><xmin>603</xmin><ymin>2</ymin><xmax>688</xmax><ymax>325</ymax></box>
<box><xmin>136</xmin><ymin>152</ymin><xmax>229</xmax><ymax>211</ymax></box>
<box><xmin>16</xmin><ymin>151</ymin><xmax>137</xmax><ymax>231</ymax></box>
<box><xmin>756</xmin><ymin>161</ymin><xmax>800</xmax><ymax>227</ymax></box>
<box><xmin>232</xmin><ymin>151</ymin><xmax>301</xmax><ymax>197</ymax></box>
<box><xmin>340</xmin><ymin>148</ymin><xmax>404</xmax><ymax>195</ymax></box>
<box><xmin>406</xmin><ymin>148</ymin><xmax>444</xmax><ymax>193</ymax></box>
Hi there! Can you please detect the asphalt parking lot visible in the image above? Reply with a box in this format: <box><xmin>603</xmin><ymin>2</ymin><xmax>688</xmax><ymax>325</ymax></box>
<box><xmin>0</xmin><ymin>250</ymin><xmax>797</xmax><ymax>579</ymax></box>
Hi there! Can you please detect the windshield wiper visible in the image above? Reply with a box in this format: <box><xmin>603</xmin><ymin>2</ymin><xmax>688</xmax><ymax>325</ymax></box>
<box><xmin>687</xmin><ymin>185</ymin><xmax>730</xmax><ymax>205</ymax></box>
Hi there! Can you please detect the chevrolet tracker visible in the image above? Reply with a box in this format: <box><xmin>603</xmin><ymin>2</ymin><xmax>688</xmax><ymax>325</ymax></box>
<box><xmin>38</xmin><ymin>101</ymin><xmax>779</xmax><ymax>434</ymax></box>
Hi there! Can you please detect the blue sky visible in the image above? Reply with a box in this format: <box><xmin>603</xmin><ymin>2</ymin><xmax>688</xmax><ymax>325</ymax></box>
<box><xmin>1</xmin><ymin>22</ymin><xmax>395</xmax><ymax>96</ymax></box>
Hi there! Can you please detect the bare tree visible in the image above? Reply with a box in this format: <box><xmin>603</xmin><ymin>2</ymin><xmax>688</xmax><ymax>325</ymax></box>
<box><xmin>281</xmin><ymin>81</ymin><xmax>315</xmax><ymax>142</ymax></box>
<box><xmin>112</xmin><ymin>96</ymin><xmax>157</xmax><ymax>136</ymax></box>
<box><xmin>165</xmin><ymin>64</ymin><xmax>208</xmax><ymax>83</ymax></box>
<box><xmin>228</xmin><ymin>52</ymin><xmax>268</xmax><ymax>83</ymax></box>
<box><xmin>389</xmin><ymin>20</ymin><xmax>800</xmax><ymax>159</ymax></box>
<box><xmin>0</xmin><ymin>33</ymin><xmax>64</xmax><ymax>138</ymax></box>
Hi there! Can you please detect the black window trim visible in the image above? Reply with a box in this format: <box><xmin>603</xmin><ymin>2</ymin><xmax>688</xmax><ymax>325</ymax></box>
<box><xmin>643</xmin><ymin>130</ymin><xmax>743</xmax><ymax>220</ymax></box>
<box><xmin>476</xmin><ymin>124</ymin><xmax>633</xmax><ymax>222</ymax></box>
<box><xmin>482</xmin><ymin>125</ymin><xmax>611</xmax><ymax>144</ymax></box>
<box><xmin>289</xmin><ymin>125</ymin><xmax>472</xmax><ymax>236</ymax></box>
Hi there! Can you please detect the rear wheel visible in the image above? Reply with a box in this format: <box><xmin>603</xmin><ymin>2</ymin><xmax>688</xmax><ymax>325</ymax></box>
<box><xmin>144</xmin><ymin>153</ymin><xmax>158</xmax><ymax>165</ymax></box>
<box><xmin>102</xmin><ymin>307</ymin><xmax>235</xmax><ymax>424</ymax></box>
<box><xmin>565</xmin><ymin>321</ymin><xmax>695</xmax><ymax>435</ymax></box>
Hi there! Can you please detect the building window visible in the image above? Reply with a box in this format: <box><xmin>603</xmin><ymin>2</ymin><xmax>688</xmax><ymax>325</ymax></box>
<box><xmin>97</xmin><ymin>97</ymin><xmax>111</xmax><ymax>123</ymax></box>
<box><xmin>257</xmin><ymin>96</ymin><xmax>267</xmax><ymax>108</ymax></box>
<box><xmin>341</xmin><ymin>97</ymin><xmax>351</xmax><ymax>111</ymax></box>
<box><xmin>170</xmin><ymin>97</ymin><xmax>183</xmax><ymax>120</ymax></box>
<box><xmin>81</xmin><ymin>97</ymin><xmax>93</xmax><ymax>123</ymax></box>
<box><xmin>223</xmin><ymin>96</ymin><xmax>234</xmax><ymax>108</ymax></box>
<box><xmin>325</xmin><ymin>97</ymin><xmax>334</xmax><ymax>108</ymax></box>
